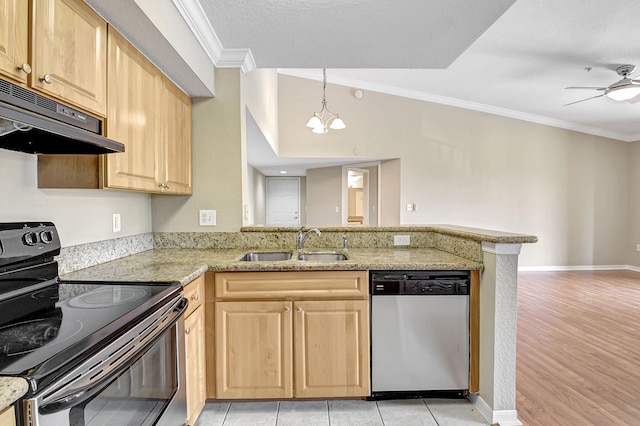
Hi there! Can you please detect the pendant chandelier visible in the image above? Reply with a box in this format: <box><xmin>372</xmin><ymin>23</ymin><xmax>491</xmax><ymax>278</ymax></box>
<box><xmin>306</xmin><ymin>68</ymin><xmax>346</xmax><ymax>134</ymax></box>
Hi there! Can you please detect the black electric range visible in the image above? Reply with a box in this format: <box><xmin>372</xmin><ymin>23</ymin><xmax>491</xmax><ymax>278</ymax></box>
<box><xmin>0</xmin><ymin>222</ymin><xmax>181</xmax><ymax>396</ymax></box>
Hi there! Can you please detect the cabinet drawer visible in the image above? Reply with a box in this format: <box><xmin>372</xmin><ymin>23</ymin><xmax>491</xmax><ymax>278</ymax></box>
<box><xmin>214</xmin><ymin>271</ymin><xmax>368</xmax><ymax>300</ymax></box>
<box><xmin>183</xmin><ymin>275</ymin><xmax>204</xmax><ymax>317</ymax></box>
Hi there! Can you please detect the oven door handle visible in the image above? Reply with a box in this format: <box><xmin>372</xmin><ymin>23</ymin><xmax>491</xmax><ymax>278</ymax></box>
<box><xmin>39</xmin><ymin>296</ymin><xmax>188</xmax><ymax>414</ymax></box>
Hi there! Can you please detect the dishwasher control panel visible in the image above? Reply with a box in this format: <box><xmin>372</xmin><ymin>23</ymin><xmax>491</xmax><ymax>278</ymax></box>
<box><xmin>370</xmin><ymin>271</ymin><xmax>470</xmax><ymax>295</ymax></box>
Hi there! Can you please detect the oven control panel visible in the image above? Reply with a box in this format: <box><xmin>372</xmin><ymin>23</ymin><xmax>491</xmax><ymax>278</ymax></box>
<box><xmin>0</xmin><ymin>222</ymin><xmax>60</xmax><ymax>271</ymax></box>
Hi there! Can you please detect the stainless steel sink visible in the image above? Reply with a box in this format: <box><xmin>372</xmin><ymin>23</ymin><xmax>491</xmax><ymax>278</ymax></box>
<box><xmin>297</xmin><ymin>252</ymin><xmax>348</xmax><ymax>261</ymax></box>
<box><xmin>239</xmin><ymin>252</ymin><xmax>293</xmax><ymax>261</ymax></box>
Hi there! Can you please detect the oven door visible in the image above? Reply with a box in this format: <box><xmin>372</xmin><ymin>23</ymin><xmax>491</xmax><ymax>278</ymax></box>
<box><xmin>23</xmin><ymin>295</ymin><xmax>188</xmax><ymax>426</ymax></box>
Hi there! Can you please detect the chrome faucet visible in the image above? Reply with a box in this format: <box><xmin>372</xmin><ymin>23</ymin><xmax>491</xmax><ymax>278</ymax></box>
<box><xmin>342</xmin><ymin>235</ymin><xmax>348</xmax><ymax>252</ymax></box>
<box><xmin>296</xmin><ymin>228</ymin><xmax>321</xmax><ymax>251</ymax></box>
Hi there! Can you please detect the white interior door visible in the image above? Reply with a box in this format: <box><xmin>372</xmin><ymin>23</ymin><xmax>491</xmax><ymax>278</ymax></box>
<box><xmin>266</xmin><ymin>178</ymin><xmax>300</xmax><ymax>227</ymax></box>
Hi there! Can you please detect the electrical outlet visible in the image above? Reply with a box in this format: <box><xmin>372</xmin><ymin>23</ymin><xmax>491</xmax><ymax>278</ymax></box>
<box><xmin>112</xmin><ymin>214</ymin><xmax>121</xmax><ymax>233</ymax></box>
<box><xmin>199</xmin><ymin>210</ymin><xmax>216</xmax><ymax>226</ymax></box>
<box><xmin>636</xmin><ymin>244</ymin><xmax>640</xmax><ymax>252</ymax></box>
<box><xmin>394</xmin><ymin>235</ymin><xmax>410</xmax><ymax>246</ymax></box>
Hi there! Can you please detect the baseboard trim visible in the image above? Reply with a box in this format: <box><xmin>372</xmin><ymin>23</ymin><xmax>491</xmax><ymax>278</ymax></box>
<box><xmin>518</xmin><ymin>264</ymin><xmax>636</xmax><ymax>272</ymax></box>
<box><xmin>468</xmin><ymin>394</ymin><xmax>523</xmax><ymax>425</ymax></box>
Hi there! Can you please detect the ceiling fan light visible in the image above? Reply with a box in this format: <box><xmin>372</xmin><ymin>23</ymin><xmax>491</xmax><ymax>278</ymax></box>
<box><xmin>329</xmin><ymin>117</ymin><xmax>346</xmax><ymax>130</ymax></box>
<box><xmin>605</xmin><ymin>84</ymin><xmax>640</xmax><ymax>101</ymax></box>
<box><xmin>306</xmin><ymin>116</ymin><xmax>322</xmax><ymax>128</ymax></box>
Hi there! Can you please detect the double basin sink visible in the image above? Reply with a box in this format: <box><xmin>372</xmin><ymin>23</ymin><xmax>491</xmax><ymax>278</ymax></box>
<box><xmin>239</xmin><ymin>251</ymin><xmax>348</xmax><ymax>262</ymax></box>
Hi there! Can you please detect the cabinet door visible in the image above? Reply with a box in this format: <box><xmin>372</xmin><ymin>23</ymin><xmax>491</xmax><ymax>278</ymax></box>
<box><xmin>31</xmin><ymin>0</ymin><xmax>107</xmax><ymax>116</ymax></box>
<box><xmin>215</xmin><ymin>301</ymin><xmax>293</xmax><ymax>399</ymax></box>
<box><xmin>160</xmin><ymin>77</ymin><xmax>192</xmax><ymax>194</ymax></box>
<box><xmin>294</xmin><ymin>300</ymin><xmax>370</xmax><ymax>398</ymax></box>
<box><xmin>0</xmin><ymin>404</ymin><xmax>15</xmax><ymax>426</ymax></box>
<box><xmin>0</xmin><ymin>0</ymin><xmax>29</xmax><ymax>84</ymax></box>
<box><xmin>185</xmin><ymin>306</ymin><xmax>206</xmax><ymax>426</ymax></box>
<box><xmin>104</xmin><ymin>29</ymin><xmax>161</xmax><ymax>192</ymax></box>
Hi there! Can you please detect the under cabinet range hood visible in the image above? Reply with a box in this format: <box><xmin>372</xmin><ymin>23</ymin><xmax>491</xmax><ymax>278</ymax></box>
<box><xmin>0</xmin><ymin>78</ymin><xmax>124</xmax><ymax>154</ymax></box>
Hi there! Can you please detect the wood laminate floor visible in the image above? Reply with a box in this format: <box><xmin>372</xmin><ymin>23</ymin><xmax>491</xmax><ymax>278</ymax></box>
<box><xmin>516</xmin><ymin>270</ymin><xmax>640</xmax><ymax>426</ymax></box>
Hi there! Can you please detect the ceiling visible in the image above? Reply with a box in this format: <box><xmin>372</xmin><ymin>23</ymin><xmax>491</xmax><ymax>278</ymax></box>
<box><xmin>198</xmin><ymin>0</ymin><xmax>640</xmax><ymax>143</ymax></box>
<box><xmin>88</xmin><ymin>0</ymin><xmax>640</xmax><ymax>176</ymax></box>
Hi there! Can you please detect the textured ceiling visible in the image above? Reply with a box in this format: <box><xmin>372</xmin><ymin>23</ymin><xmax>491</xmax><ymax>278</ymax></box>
<box><xmin>199</xmin><ymin>0</ymin><xmax>516</xmax><ymax>68</ymax></box>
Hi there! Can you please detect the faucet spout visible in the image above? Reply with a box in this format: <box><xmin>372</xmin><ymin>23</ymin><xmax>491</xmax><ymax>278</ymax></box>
<box><xmin>297</xmin><ymin>228</ymin><xmax>321</xmax><ymax>251</ymax></box>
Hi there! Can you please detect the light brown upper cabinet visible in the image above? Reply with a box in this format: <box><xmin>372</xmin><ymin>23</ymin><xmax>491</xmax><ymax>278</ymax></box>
<box><xmin>160</xmin><ymin>75</ymin><xmax>192</xmax><ymax>194</ymax></box>
<box><xmin>105</xmin><ymin>29</ymin><xmax>161</xmax><ymax>192</ymax></box>
<box><xmin>105</xmin><ymin>29</ymin><xmax>192</xmax><ymax>194</ymax></box>
<box><xmin>0</xmin><ymin>0</ymin><xmax>29</xmax><ymax>84</ymax></box>
<box><xmin>31</xmin><ymin>0</ymin><xmax>107</xmax><ymax>116</ymax></box>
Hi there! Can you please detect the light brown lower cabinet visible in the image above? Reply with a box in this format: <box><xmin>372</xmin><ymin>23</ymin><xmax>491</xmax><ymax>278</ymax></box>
<box><xmin>0</xmin><ymin>405</ymin><xmax>15</xmax><ymax>426</ymax></box>
<box><xmin>213</xmin><ymin>270</ymin><xmax>370</xmax><ymax>400</ymax></box>
<box><xmin>183</xmin><ymin>276</ymin><xmax>206</xmax><ymax>426</ymax></box>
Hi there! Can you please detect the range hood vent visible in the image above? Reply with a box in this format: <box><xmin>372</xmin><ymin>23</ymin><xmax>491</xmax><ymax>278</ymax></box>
<box><xmin>0</xmin><ymin>78</ymin><xmax>124</xmax><ymax>155</ymax></box>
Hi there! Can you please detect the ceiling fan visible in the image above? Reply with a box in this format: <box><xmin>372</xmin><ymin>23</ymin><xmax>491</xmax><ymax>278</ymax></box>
<box><xmin>565</xmin><ymin>64</ymin><xmax>640</xmax><ymax>106</ymax></box>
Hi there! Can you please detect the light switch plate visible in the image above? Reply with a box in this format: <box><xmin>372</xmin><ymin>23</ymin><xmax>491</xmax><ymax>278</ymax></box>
<box><xmin>199</xmin><ymin>210</ymin><xmax>216</xmax><ymax>226</ymax></box>
<box><xmin>112</xmin><ymin>214</ymin><xmax>121</xmax><ymax>233</ymax></box>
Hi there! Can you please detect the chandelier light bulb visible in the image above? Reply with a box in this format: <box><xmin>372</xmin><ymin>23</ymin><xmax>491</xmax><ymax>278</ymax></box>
<box><xmin>306</xmin><ymin>116</ymin><xmax>322</xmax><ymax>128</ymax></box>
<box><xmin>329</xmin><ymin>117</ymin><xmax>346</xmax><ymax>130</ymax></box>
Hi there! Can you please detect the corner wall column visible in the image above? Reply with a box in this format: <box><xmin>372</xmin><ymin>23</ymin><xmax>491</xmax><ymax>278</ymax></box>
<box><xmin>471</xmin><ymin>242</ymin><xmax>523</xmax><ymax>426</ymax></box>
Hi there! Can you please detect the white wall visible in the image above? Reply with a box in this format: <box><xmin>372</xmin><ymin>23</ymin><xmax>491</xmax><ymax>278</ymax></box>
<box><xmin>278</xmin><ymin>74</ymin><xmax>630</xmax><ymax>268</ymax></box>
<box><xmin>247</xmin><ymin>165</ymin><xmax>266</xmax><ymax>225</ymax></box>
<box><xmin>0</xmin><ymin>150</ymin><xmax>152</xmax><ymax>247</ymax></box>
<box><xmin>628</xmin><ymin>141</ymin><xmax>640</xmax><ymax>268</ymax></box>
<box><xmin>306</xmin><ymin>166</ymin><xmax>343</xmax><ymax>226</ymax></box>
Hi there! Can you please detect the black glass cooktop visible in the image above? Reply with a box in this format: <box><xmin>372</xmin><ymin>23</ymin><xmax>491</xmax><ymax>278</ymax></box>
<box><xmin>0</xmin><ymin>280</ymin><xmax>179</xmax><ymax>392</ymax></box>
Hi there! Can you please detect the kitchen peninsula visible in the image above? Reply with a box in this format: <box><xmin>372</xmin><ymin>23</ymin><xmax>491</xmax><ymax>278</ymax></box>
<box><xmin>0</xmin><ymin>225</ymin><xmax>535</xmax><ymax>426</ymax></box>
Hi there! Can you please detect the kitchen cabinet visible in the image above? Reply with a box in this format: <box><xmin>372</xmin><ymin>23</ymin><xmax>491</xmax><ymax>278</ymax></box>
<box><xmin>38</xmin><ymin>28</ymin><xmax>193</xmax><ymax>194</ymax></box>
<box><xmin>0</xmin><ymin>405</ymin><xmax>15</xmax><ymax>426</ymax></box>
<box><xmin>31</xmin><ymin>0</ymin><xmax>107</xmax><ymax>116</ymax></box>
<box><xmin>104</xmin><ymin>28</ymin><xmax>161</xmax><ymax>193</ymax></box>
<box><xmin>0</xmin><ymin>0</ymin><xmax>29</xmax><ymax>84</ymax></box>
<box><xmin>159</xmin><ymin>75</ymin><xmax>192</xmax><ymax>194</ymax></box>
<box><xmin>183</xmin><ymin>276</ymin><xmax>206</xmax><ymax>426</ymax></box>
<box><xmin>104</xmin><ymin>29</ymin><xmax>192</xmax><ymax>194</ymax></box>
<box><xmin>212</xmin><ymin>271</ymin><xmax>370</xmax><ymax>400</ymax></box>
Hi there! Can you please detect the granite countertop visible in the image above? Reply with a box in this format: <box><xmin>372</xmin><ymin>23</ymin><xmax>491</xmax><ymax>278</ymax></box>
<box><xmin>0</xmin><ymin>377</ymin><xmax>28</xmax><ymax>411</ymax></box>
<box><xmin>61</xmin><ymin>247</ymin><xmax>483</xmax><ymax>285</ymax></box>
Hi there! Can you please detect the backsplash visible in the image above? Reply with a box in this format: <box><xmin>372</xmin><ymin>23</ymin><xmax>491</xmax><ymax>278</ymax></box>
<box><xmin>57</xmin><ymin>232</ymin><xmax>154</xmax><ymax>274</ymax></box>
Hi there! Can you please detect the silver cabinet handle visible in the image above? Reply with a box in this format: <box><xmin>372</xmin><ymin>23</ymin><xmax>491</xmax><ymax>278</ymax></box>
<box><xmin>284</xmin><ymin>306</ymin><xmax>290</xmax><ymax>312</ymax></box>
<box><xmin>191</xmin><ymin>294</ymin><xmax>199</xmax><ymax>301</ymax></box>
<box><xmin>19</xmin><ymin>63</ymin><xmax>32</xmax><ymax>74</ymax></box>
<box><xmin>185</xmin><ymin>327</ymin><xmax>191</xmax><ymax>335</ymax></box>
<box><xmin>40</xmin><ymin>74</ymin><xmax>52</xmax><ymax>84</ymax></box>
<box><xmin>296</xmin><ymin>307</ymin><xmax>303</xmax><ymax>313</ymax></box>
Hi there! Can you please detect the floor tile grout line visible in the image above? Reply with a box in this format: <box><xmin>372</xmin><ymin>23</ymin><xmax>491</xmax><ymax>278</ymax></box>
<box><xmin>375</xmin><ymin>401</ymin><xmax>386</xmax><ymax>426</ymax></box>
<box><xmin>423</xmin><ymin>398</ymin><xmax>441</xmax><ymax>426</ymax></box>
<box><xmin>274</xmin><ymin>400</ymin><xmax>280</xmax><ymax>425</ymax></box>
<box><xmin>222</xmin><ymin>402</ymin><xmax>231</xmax><ymax>425</ymax></box>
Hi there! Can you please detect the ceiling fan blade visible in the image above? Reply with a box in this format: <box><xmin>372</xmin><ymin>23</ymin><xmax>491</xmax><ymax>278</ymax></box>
<box><xmin>565</xmin><ymin>86</ymin><xmax>607</xmax><ymax>90</ymax></box>
<box><xmin>564</xmin><ymin>94</ymin><xmax>605</xmax><ymax>106</ymax></box>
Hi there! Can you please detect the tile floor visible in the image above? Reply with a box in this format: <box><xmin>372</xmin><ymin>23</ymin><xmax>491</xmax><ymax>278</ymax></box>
<box><xmin>194</xmin><ymin>399</ymin><xmax>489</xmax><ymax>426</ymax></box>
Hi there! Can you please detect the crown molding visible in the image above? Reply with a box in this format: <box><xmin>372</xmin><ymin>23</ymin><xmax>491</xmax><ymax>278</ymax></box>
<box><xmin>172</xmin><ymin>0</ymin><xmax>255</xmax><ymax>73</ymax></box>
<box><xmin>278</xmin><ymin>69</ymin><xmax>639</xmax><ymax>143</ymax></box>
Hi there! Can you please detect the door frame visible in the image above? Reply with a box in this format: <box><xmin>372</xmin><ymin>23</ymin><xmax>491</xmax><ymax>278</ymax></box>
<box><xmin>341</xmin><ymin>162</ymin><xmax>380</xmax><ymax>226</ymax></box>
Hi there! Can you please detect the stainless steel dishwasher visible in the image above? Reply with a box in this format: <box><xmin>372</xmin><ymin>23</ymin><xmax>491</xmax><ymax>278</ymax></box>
<box><xmin>369</xmin><ymin>270</ymin><xmax>470</xmax><ymax>399</ymax></box>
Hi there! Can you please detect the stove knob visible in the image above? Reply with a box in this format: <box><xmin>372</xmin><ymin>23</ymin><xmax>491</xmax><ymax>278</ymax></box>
<box><xmin>40</xmin><ymin>230</ymin><xmax>53</xmax><ymax>244</ymax></box>
<box><xmin>23</xmin><ymin>232</ymin><xmax>38</xmax><ymax>246</ymax></box>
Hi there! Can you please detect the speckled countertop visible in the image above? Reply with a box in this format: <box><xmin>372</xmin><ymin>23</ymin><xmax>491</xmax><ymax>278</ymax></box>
<box><xmin>60</xmin><ymin>247</ymin><xmax>483</xmax><ymax>285</ymax></box>
<box><xmin>0</xmin><ymin>377</ymin><xmax>28</xmax><ymax>411</ymax></box>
